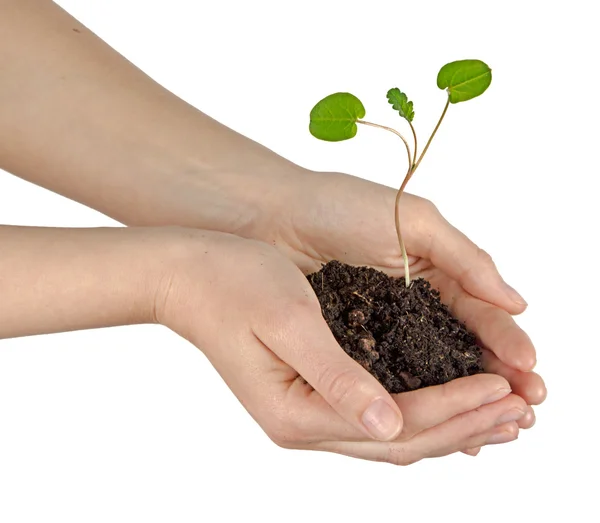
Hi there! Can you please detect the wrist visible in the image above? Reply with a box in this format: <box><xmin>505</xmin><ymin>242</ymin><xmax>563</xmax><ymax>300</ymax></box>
<box><xmin>115</xmin><ymin>122</ymin><xmax>304</xmax><ymax>241</ymax></box>
<box><xmin>147</xmin><ymin>227</ymin><xmax>244</xmax><ymax>340</ymax></box>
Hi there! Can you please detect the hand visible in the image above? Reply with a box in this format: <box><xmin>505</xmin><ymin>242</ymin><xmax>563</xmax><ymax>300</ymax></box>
<box><xmin>140</xmin><ymin>163</ymin><xmax>545</xmax><ymax>456</ymax></box>
<box><xmin>153</xmin><ymin>229</ymin><xmax>529</xmax><ymax>464</ymax></box>
<box><xmin>278</xmin><ymin>171</ymin><xmax>544</xmax><ymax>381</ymax></box>
<box><xmin>0</xmin><ymin>1</ymin><xmax>542</xmax><ymax>458</ymax></box>
<box><xmin>244</xmin><ymin>169</ymin><xmax>546</xmax><ymax>450</ymax></box>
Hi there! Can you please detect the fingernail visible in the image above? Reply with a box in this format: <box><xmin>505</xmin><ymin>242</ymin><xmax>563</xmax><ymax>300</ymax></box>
<box><xmin>362</xmin><ymin>399</ymin><xmax>402</xmax><ymax>441</ymax></box>
<box><xmin>503</xmin><ymin>282</ymin><xmax>528</xmax><ymax>306</ymax></box>
<box><xmin>487</xmin><ymin>430</ymin><xmax>518</xmax><ymax>445</ymax></box>
<box><xmin>484</xmin><ymin>387</ymin><xmax>512</xmax><ymax>405</ymax></box>
<box><xmin>496</xmin><ymin>408</ymin><xmax>525</xmax><ymax>425</ymax></box>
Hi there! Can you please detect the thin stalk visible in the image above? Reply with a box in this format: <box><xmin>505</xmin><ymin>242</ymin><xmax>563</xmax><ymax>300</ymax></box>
<box><xmin>408</xmin><ymin>121</ymin><xmax>418</xmax><ymax>167</ymax></box>
<box><xmin>412</xmin><ymin>97</ymin><xmax>450</xmax><ymax>174</ymax></box>
<box><xmin>395</xmin><ymin>165</ymin><xmax>412</xmax><ymax>287</ymax></box>
<box><xmin>357</xmin><ymin>120</ymin><xmax>412</xmax><ymax>171</ymax></box>
<box><xmin>357</xmin><ymin>119</ymin><xmax>413</xmax><ymax>286</ymax></box>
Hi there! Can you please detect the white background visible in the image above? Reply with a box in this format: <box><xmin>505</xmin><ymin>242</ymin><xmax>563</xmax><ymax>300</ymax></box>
<box><xmin>1</xmin><ymin>0</ymin><xmax>598</xmax><ymax>521</ymax></box>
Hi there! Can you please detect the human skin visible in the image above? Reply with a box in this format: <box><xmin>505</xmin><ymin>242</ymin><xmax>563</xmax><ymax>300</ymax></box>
<box><xmin>0</xmin><ymin>1</ymin><xmax>545</xmax><ymax>456</ymax></box>
<box><xmin>0</xmin><ymin>225</ymin><xmax>527</xmax><ymax>464</ymax></box>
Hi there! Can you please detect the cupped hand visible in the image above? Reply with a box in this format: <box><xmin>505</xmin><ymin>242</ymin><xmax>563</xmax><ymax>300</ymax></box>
<box><xmin>254</xmin><ymin>170</ymin><xmax>546</xmax><ymax>415</ymax></box>
<box><xmin>152</xmin><ymin>229</ymin><xmax>529</xmax><ymax>464</ymax></box>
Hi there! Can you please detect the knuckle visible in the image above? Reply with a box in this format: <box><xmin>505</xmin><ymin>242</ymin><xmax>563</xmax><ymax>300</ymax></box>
<box><xmin>465</xmin><ymin>433</ymin><xmax>489</xmax><ymax>450</ymax></box>
<box><xmin>476</xmin><ymin>247</ymin><xmax>495</xmax><ymax>268</ymax></box>
<box><xmin>469</xmin><ymin>405</ymin><xmax>498</xmax><ymax>435</ymax></box>
<box><xmin>507</xmin><ymin>395</ymin><xmax>528</xmax><ymax>414</ymax></box>
<box><xmin>457</xmin><ymin>248</ymin><xmax>496</xmax><ymax>287</ymax></box>
<box><xmin>319</xmin><ymin>366</ymin><xmax>362</xmax><ymax>409</ymax></box>
<box><xmin>414</xmin><ymin>195</ymin><xmax>439</xmax><ymax>215</ymax></box>
<box><xmin>438</xmin><ymin>379</ymin><xmax>458</xmax><ymax>405</ymax></box>
<box><xmin>479</xmin><ymin>373</ymin><xmax>511</xmax><ymax>393</ymax></box>
<box><xmin>478</xmin><ymin>304</ymin><xmax>500</xmax><ymax>326</ymax></box>
<box><xmin>434</xmin><ymin>378</ymin><xmax>465</xmax><ymax>411</ymax></box>
<box><xmin>386</xmin><ymin>445</ymin><xmax>419</xmax><ymax>466</ymax></box>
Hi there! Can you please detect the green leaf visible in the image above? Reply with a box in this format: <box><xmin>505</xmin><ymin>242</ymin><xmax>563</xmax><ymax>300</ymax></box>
<box><xmin>386</xmin><ymin>88</ymin><xmax>414</xmax><ymax>122</ymax></box>
<box><xmin>437</xmin><ymin>59</ymin><xmax>492</xmax><ymax>103</ymax></box>
<box><xmin>309</xmin><ymin>93</ymin><xmax>366</xmax><ymax>142</ymax></box>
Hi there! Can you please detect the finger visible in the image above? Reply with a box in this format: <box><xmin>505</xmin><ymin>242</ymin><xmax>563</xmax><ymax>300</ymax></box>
<box><xmin>394</xmin><ymin>373</ymin><xmax>511</xmax><ymax>438</ymax></box>
<box><xmin>312</xmin><ymin>394</ymin><xmax>526</xmax><ymax>465</ymax></box>
<box><xmin>278</xmin><ymin>379</ymin><xmax>371</xmax><ymax>444</ymax></box>
<box><xmin>459</xmin><ymin>421</ymin><xmax>520</xmax><ymax>450</ymax></box>
<box><xmin>461</xmin><ymin>418</ymin><xmax>524</xmax><ymax>454</ymax></box>
<box><xmin>242</xmin><ymin>349</ymin><xmax>537</xmax><ymax>445</ymax></box>
<box><xmin>288</xmin><ymin>371</ymin><xmax>514</xmax><ymax>443</ymax></box>
<box><xmin>462</xmin><ymin>407</ymin><xmax>531</xmax><ymax>453</ymax></box>
<box><xmin>449</xmin><ymin>290</ymin><xmax>537</xmax><ymax>371</ymax></box>
<box><xmin>275</xmin><ymin>378</ymin><xmax>534</xmax><ymax>445</ymax></box>
<box><xmin>488</xmin><ymin>422</ymin><xmax>520</xmax><ymax>443</ymax></box>
<box><xmin>297</xmin><ymin>372</ymin><xmax>527</xmax><ymax>443</ymax></box>
<box><xmin>254</xmin><ymin>300</ymin><xmax>403</xmax><ymax>442</ymax></box>
<box><xmin>203</xmin><ymin>316</ymin><xmax>364</xmax><ymax>444</ymax></box>
<box><xmin>412</xmin><ymin>207</ymin><xmax>527</xmax><ymax>314</ymax></box>
<box><xmin>482</xmin><ymin>348</ymin><xmax>547</xmax><ymax>405</ymax></box>
<box><xmin>519</xmin><ymin>406</ymin><xmax>536</xmax><ymax>429</ymax></box>
<box><xmin>420</xmin><ymin>399</ymin><xmax>524</xmax><ymax>459</ymax></box>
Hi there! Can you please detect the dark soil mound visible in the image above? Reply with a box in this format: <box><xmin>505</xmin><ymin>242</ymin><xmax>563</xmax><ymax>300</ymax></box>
<box><xmin>307</xmin><ymin>261</ymin><xmax>484</xmax><ymax>393</ymax></box>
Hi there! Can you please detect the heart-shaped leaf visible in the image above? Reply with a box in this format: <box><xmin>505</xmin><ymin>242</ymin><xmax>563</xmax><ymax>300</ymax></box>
<box><xmin>309</xmin><ymin>93</ymin><xmax>366</xmax><ymax>142</ymax></box>
<box><xmin>387</xmin><ymin>88</ymin><xmax>415</xmax><ymax>122</ymax></box>
<box><xmin>437</xmin><ymin>60</ymin><xmax>492</xmax><ymax>103</ymax></box>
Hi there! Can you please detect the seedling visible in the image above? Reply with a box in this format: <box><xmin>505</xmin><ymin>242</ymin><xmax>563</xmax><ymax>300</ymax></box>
<box><xmin>309</xmin><ymin>59</ymin><xmax>492</xmax><ymax>286</ymax></box>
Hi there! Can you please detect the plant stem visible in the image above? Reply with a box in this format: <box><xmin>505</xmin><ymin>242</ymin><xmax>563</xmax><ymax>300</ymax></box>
<box><xmin>408</xmin><ymin>121</ymin><xmax>418</xmax><ymax>167</ymax></box>
<box><xmin>357</xmin><ymin>120</ymin><xmax>412</xmax><ymax>171</ymax></box>
<box><xmin>357</xmin><ymin>119</ymin><xmax>413</xmax><ymax>286</ymax></box>
<box><xmin>412</xmin><ymin>97</ymin><xmax>450</xmax><ymax>174</ymax></box>
<box><xmin>395</xmin><ymin>167</ymin><xmax>412</xmax><ymax>287</ymax></box>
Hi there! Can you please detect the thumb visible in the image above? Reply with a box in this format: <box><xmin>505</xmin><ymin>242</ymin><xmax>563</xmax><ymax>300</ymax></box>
<box><xmin>254</xmin><ymin>301</ymin><xmax>403</xmax><ymax>441</ymax></box>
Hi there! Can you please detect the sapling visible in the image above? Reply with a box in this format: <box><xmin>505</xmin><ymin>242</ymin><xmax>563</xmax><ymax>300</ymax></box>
<box><xmin>309</xmin><ymin>59</ymin><xmax>492</xmax><ymax>287</ymax></box>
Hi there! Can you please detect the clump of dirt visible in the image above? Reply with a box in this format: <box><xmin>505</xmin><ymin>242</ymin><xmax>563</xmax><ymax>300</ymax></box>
<box><xmin>307</xmin><ymin>260</ymin><xmax>483</xmax><ymax>393</ymax></box>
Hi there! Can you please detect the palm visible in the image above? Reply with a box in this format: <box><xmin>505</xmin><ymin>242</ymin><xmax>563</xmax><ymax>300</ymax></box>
<box><xmin>274</xmin><ymin>171</ymin><xmax>546</xmax><ymax>406</ymax></box>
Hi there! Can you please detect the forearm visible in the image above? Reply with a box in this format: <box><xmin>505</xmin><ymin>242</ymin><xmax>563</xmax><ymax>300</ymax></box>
<box><xmin>0</xmin><ymin>225</ymin><xmax>162</xmax><ymax>339</ymax></box>
<box><xmin>0</xmin><ymin>0</ymin><xmax>294</xmax><ymax>231</ymax></box>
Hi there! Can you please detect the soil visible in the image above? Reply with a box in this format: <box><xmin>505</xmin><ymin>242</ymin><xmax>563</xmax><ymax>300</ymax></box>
<box><xmin>307</xmin><ymin>260</ymin><xmax>483</xmax><ymax>393</ymax></box>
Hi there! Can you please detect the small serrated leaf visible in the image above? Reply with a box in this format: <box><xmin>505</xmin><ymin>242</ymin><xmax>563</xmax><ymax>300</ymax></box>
<box><xmin>309</xmin><ymin>93</ymin><xmax>366</xmax><ymax>142</ymax></box>
<box><xmin>437</xmin><ymin>59</ymin><xmax>492</xmax><ymax>103</ymax></box>
<box><xmin>386</xmin><ymin>88</ymin><xmax>414</xmax><ymax>122</ymax></box>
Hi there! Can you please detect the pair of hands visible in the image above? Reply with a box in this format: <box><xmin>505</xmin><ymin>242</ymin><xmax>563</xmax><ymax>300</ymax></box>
<box><xmin>0</xmin><ymin>0</ymin><xmax>545</xmax><ymax>464</ymax></box>
<box><xmin>151</xmin><ymin>168</ymin><xmax>546</xmax><ymax>465</ymax></box>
